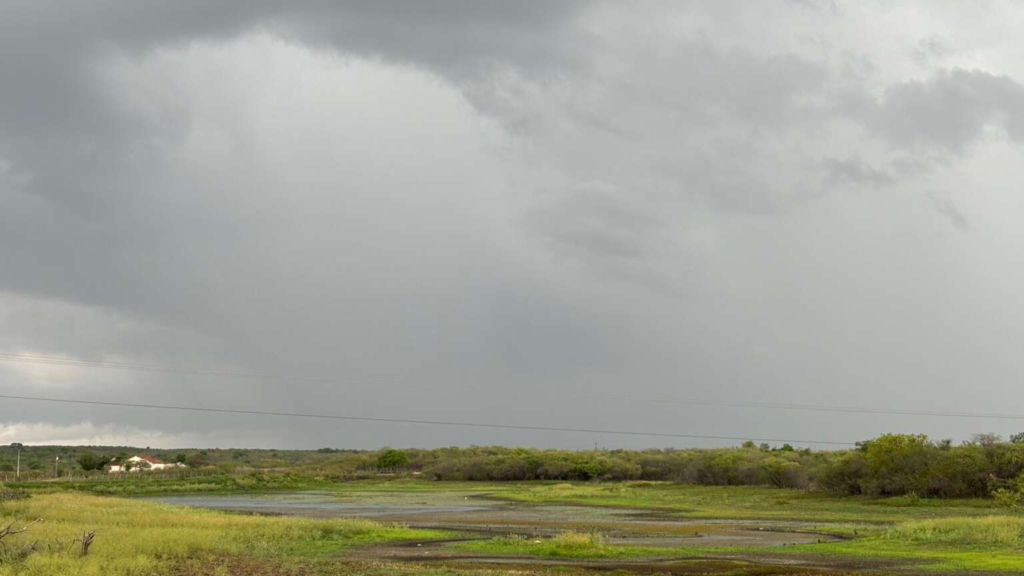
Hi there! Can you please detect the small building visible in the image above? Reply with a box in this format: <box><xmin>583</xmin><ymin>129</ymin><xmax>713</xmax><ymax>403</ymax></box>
<box><xmin>104</xmin><ymin>455</ymin><xmax>187</xmax><ymax>473</ymax></box>
<box><xmin>104</xmin><ymin>459</ymin><xmax>125</xmax><ymax>473</ymax></box>
<box><xmin>128</xmin><ymin>455</ymin><xmax>167</xmax><ymax>471</ymax></box>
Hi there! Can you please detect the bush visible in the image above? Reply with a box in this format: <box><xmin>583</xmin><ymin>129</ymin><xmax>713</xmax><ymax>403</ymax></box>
<box><xmin>0</xmin><ymin>487</ymin><xmax>29</xmax><ymax>501</ymax></box>
<box><xmin>76</xmin><ymin>451</ymin><xmax>106</xmax><ymax>471</ymax></box>
<box><xmin>376</xmin><ymin>449</ymin><xmax>409</xmax><ymax>470</ymax></box>
<box><xmin>860</xmin><ymin>434</ymin><xmax>933</xmax><ymax>496</ymax></box>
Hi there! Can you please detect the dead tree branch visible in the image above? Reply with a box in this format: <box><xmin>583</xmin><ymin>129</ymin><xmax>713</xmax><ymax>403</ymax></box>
<box><xmin>0</xmin><ymin>519</ymin><xmax>43</xmax><ymax>547</ymax></box>
<box><xmin>73</xmin><ymin>531</ymin><xmax>96</xmax><ymax>556</ymax></box>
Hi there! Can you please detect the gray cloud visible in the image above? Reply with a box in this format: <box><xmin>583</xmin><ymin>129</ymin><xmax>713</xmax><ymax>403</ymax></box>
<box><xmin>3</xmin><ymin>1</ymin><xmax>1024</xmax><ymax>449</ymax></box>
<box><xmin>525</xmin><ymin>181</ymin><xmax>660</xmax><ymax>263</ymax></box>
<box><xmin>821</xmin><ymin>158</ymin><xmax>894</xmax><ymax>188</ymax></box>
<box><xmin>862</xmin><ymin>69</ymin><xmax>1024</xmax><ymax>151</ymax></box>
<box><xmin>927</xmin><ymin>193</ymin><xmax>970</xmax><ymax>232</ymax></box>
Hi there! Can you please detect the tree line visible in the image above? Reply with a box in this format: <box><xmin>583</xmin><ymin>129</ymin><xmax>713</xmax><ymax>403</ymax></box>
<box><xmin>9</xmin><ymin>434</ymin><xmax>1024</xmax><ymax>500</ymax></box>
<box><xmin>351</xmin><ymin>433</ymin><xmax>1024</xmax><ymax>499</ymax></box>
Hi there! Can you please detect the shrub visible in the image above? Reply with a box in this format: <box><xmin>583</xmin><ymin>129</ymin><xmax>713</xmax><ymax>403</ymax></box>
<box><xmin>860</xmin><ymin>434</ymin><xmax>933</xmax><ymax>496</ymax></box>
<box><xmin>76</xmin><ymin>452</ymin><xmax>105</xmax><ymax>471</ymax></box>
<box><xmin>376</xmin><ymin>449</ymin><xmax>409</xmax><ymax>470</ymax></box>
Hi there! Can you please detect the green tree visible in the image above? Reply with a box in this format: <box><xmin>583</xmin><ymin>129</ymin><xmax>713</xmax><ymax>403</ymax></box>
<box><xmin>376</xmin><ymin>449</ymin><xmax>409</xmax><ymax>469</ymax></box>
<box><xmin>185</xmin><ymin>453</ymin><xmax>209</xmax><ymax>468</ymax></box>
<box><xmin>76</xmin><ymin>451</ymin><xmax>104</xmax><ymax>471</ymax></box>
<box><xmin>861</xmin><ymin>433</ymin><xmax>932</xmax><ymax>496</ymax></box>
<box><xmin>992</xmin><ymin>471</ymin><xmax>1024</xmax><ymax>509</ymax></box>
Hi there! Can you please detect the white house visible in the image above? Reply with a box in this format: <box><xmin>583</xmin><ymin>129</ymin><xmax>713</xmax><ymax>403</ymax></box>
<box><xmin>128</xmin><ymin>455</ymin><xmax>168</xmax><ymax>470</ymax></box>
<box><xmin>104</xmin><ymin>455</ymin><xmax>187</xmax><ymax>473</ymax></box>
<box><xmin>104</xmin><ymin>460</ymin><xmax>126</xmax><ymax>473</ymax></box>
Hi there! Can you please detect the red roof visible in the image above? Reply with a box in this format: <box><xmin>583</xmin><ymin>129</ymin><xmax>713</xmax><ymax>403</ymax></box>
<box><xmin>138</xmin><ymin>455</ymin><xmax>164</xmax><ymax>464</ymax></box>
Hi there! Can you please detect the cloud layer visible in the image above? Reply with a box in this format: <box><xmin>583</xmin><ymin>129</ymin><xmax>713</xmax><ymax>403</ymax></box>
<box><xmin>4</xmin><ymin>1</ymin><xmax>1024</xmax><ymax>448</ymax></box>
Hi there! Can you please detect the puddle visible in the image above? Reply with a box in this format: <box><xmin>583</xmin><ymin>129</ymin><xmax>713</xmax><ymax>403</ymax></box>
<box><xmin>146</xmin><ymin>491</ymin><xmax>839</xmax><ymax>547</ymax></box>
<box><xmin>144</xmin><ymin>493</ymin><xmax>494</xmax><ymax>518</ymax></box>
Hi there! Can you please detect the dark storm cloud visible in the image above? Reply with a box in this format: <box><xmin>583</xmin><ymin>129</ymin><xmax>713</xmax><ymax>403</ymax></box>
<box><xmin>4</xmin><ymin>1</ymin><xmax>1024</xmax><ymax>448</ymax></box>
<box><xmin>0</xmin><ymin>0</ymin><xmax>592</xmax><ymax>322</ymax></box>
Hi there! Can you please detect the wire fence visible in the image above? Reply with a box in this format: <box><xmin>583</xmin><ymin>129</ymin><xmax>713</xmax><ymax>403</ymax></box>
<box><xmin>1</xmin><ymin>468</ymin><xmax>225</xmax><ymax>483</ymax></box>
<box><xmin>2</xmin><ymin>466</ymin><xmax>413</xmax><ymax>484</ymax></box>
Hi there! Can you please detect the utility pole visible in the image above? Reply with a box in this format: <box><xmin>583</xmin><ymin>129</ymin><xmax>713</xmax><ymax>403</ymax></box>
<box><xmin>10</xmin><ymin>443</ymin><xmax>22</xmax><ymax>480</ymax></box>
<box><xmin>55</xmin><ymin>455</ymin><xmax>60</xmax><ymax>478</ymax></box>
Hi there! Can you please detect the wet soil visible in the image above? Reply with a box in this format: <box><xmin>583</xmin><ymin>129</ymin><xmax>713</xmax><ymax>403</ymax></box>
<box><xmin>154</xmin><ymin>491</ymin><xmax>961</xmax><ymax>575</ymax></box>
<box><xmin>149</xmin><ymin>492</ymin><xmax>841</xmax><ymax>547</ymax></box>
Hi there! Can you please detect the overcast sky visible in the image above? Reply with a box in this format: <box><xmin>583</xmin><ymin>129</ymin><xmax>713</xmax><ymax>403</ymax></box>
<box><xmin>3</xmin><ymin>0</ymin><xmax>1024</xmax><ymax>449</ymax></box>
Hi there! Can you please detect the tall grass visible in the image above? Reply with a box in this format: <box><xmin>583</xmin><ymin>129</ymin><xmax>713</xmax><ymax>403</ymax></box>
<box><xmin>0</xmin><ymin>493</ymin><xmax>442</xmax><ymax>576</ymax></box>
<box><xmin>884</xmin><ymin>516</ymin><xmax>1024</xmax><ymax>548</ymax></box>
<box><xmin>481</xmin><ymin>531</ymin><xmax>607</xmax><ymax>557</ymax></box>
<box><xmin>11</xmin><ymin>472</ymin><xmax>328</xmax><ymax>496</ymax></box>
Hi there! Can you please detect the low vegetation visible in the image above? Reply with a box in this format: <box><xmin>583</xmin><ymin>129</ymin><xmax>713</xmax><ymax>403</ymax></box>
<box><xmin>5</xmin><ymin>477</ymin><xmax>1024</xmax><ymax>574</ymax></box>
<box><xmin>884</xmin><ymin>516</ymin><xmax>1024</xmax><ymax>547</ymax></box>
<box><xmin>455</xmin><ymin>531</ymin><xmax>669</xmax><ymax>559</ymax></box>
<box><xmin>499</xmin><ymin>481</ymin><xmax>1000</xmax><ymax>523</ymax></box>
<box><xmin>10</xmin><ymin>433</ymin><xmax>1024</xmax><ymax>503</ymax></box>
<box><xmin>7</xmin><ymin>434</ymin><xmax>1024</xmax><ymax>573</ymax></box>
<box><xmin>0</xmin><ymin>491</ymin><xmax>446</xmax><ymax>576</ymax></box>
<box><xmin>13</xmin><ymin>472</ymin><xmax>332</xmax><ymax>497</ymax></box>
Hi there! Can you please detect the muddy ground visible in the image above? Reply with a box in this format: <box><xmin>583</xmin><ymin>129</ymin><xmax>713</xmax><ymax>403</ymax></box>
<box><xmin>149</xmin><ymin>491</ymin><xmax>838</xmax><ymax>546</ymax></box>
<box><xmin>148</xmin><ymin>491</ymin><xmax>1003</xmax><ymax>576</ymax></box>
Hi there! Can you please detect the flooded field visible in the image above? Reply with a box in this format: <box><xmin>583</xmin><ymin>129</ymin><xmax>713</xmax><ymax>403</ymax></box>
<box><xmin>145</xmin><ymin>492</ymin><xmax>494</xmax><ymax>518</ymax></box>
<box><xmin>147</xmin><ymin>490</ymin><xmax>839</xmax><ymax>549</ymax></box>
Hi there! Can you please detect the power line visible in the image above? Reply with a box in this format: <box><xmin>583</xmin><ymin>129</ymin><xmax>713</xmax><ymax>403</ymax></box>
<box><xmin>3</xmin><ymin>352</ymin><xmax>1022</xmax><ymax>422</ymax></box>
<box><xmin>0</xmin><ymin>393</ymin><xmax>856</xmax><ymax>446</ymax></box>
<box><xmin>596</xmin><ymin>395</ymin><xmax>1024</xmax><ymax>421</ymax></box>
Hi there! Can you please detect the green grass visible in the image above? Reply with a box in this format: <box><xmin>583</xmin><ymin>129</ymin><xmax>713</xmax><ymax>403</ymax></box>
<box><xmin>455</xmin><ymin>522</ymin><xmax>1024</xmax><ymax>571</ymax></box>
<box><xmin>762</xmin><ymin>524</ymin><xmax>1024</xmax><ymax>572</ymax></box>
<box><xmin>11</xmin><ymin>478</ymin><xmax>1024</xmax><ymax>573</ymax></box>
<box><xmin>449</xmin><ymin>485</ymin><xmax>1024</xmax><ymax>571</ymax></box>
<box><xmin>0</xmin><ymin>492</ymin><xmax>448</xmax><ymax>576</ymax></box>
<box><xmin>9</xmin><ymin>473</ymin><xmax>333</xmax><ymax>496</ymax></box>
<box><xmin>837</xmin><ymin>516</ymin><xmax>1024</xmax><ymax>571</ymax></box>
<box><xmin>171</xmin><ymin>558</ymin><xmax>608</xmax><ymax>575</ymax></box>
<box><xmin>454</xmin><ymin>531</ymin><xmax>699</xmax><ymax>559</ymax></box>
<box><xmin>497</xmin><ymin>481</ymin><xmax>1001</xmax><ymax>522</ymax></box>
<box><xmin>19</xmin><ymin>474</ymin><xmax>999</xmax><ymax>525</ymax></box>
<box><xmin>884</xmin><ymin>515</ymin><xmax>1024</xmax><ymax>546</ymax></box>
<box><xmin>11</xmin><ymin>475</ymin><xmax>514</xmax><ymax>498</ymax></box>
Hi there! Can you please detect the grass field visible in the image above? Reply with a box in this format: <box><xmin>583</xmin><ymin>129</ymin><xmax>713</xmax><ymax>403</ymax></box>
<box><xmin>340</xmin><ymin>480</ymin><xmax>1024</xmax><ymax>572</ymax></box>
<box><xmin>9</xmin><ymin>473</ymin><xmax>332</xmax><ymax>496</ymax></box>
<box><xmin>9</xmin><ymin>473</ymin><xmax>1004</xmax><ymax>520</ymax></box>
<box><xmin>5</xmin><ymin>479</ymin><xmax>1024</xmax><ymax>575</ymax></box>
<box><xmin>498</xmin><ymin>481</ymin><xmax>1002</xmax><ymax>522</ymax></box>
<box><xmin>0</xmin><ymin>492</ymin><xmax>448</xmax><ymax>576</ymax></box>
<box><xmin>451</xmin><ymin>518</ymin><xmax>1024</xmax><ymax>571</ymax></box>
